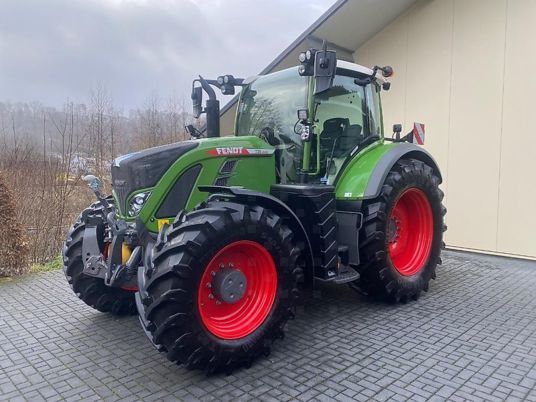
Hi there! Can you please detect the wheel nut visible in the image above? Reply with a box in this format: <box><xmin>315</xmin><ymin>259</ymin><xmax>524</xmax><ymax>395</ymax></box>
<box><xmin>208</xmin><ymin>293</ymin><xmax>214</xmax><ymax>299</ymax></box>
<box><xmin>211</xmin><ymin>271</ymin><xmax>216</xmax><ymax>277</ymax></box>
<box><xmin>216</xmin><ymin>300</ymin><xmax>221</xmax><ymax>305</ymax></box>
<box><xmin>206</xmin><ymin>283</ymin><xmax>212</xmax><ymax>288</ymax></box>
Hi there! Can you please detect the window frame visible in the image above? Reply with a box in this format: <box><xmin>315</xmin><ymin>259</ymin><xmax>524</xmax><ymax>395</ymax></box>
<box><xmin>309</xmin><ymin>68</ymin><xmax>382</xmax><ymax>180</ymax></box>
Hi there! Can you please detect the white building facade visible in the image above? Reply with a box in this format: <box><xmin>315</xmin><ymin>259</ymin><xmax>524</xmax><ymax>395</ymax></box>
<box><xmin>219</xmin><ymin>0</ymin><xmax>536</xmax><ymax>259</ymax></box>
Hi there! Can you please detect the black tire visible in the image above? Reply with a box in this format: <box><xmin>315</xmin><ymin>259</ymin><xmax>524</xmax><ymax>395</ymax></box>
<box><xmin>352</xmin><ymin>158</ymin><xmax>446</xmax><ymax>303</ymax></box>
<box><xmin>63</xmin><ymin>201</ymin><xmax>137</xmax><ymax>315</ymax></box>
<box><xmin>137</xmin><ymin>200</ymin><xmax>301</xmax><ymax>374</ymax></box>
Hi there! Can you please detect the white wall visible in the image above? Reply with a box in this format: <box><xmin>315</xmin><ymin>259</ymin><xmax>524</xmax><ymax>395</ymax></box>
<box><xmin>356</xmin><ymin>0</ymin><xmax>536</xmax><ymax>259</ymax></box>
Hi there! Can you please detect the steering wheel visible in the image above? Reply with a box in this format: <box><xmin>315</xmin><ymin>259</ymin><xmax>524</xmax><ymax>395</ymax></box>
<box><xmin>260</xmin><ymin>127</ymin><xmax>280</xmax><ymax>146</ymax></box>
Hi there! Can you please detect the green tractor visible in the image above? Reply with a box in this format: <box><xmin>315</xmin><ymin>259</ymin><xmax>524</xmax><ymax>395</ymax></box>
<box><xmin>63</xmin><ymin>45</ymin><xmax>446</xmax><ymax>373</ymax></box>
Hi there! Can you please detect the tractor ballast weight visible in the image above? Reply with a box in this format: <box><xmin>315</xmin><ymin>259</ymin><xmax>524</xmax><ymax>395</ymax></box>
<box><xmin>63</xmin><ymin>43</ymin><xmax>446</xmax><ymax>373</ymax></box>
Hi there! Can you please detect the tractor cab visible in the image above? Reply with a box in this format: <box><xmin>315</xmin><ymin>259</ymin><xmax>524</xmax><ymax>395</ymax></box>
<box><xmin>235</xmin><ymin>60</ymin><xmax>387</xmax><ymax>185</ymax></box>
<box><xmin>191</xmin><ymin>42</ymin><xmax>393</xmax><ymax>186</ymax></box>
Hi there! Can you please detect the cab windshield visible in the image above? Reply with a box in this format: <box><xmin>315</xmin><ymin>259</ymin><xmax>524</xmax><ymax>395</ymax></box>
<box><xmin>236</xmin><ymin>67</ymin><xmax>308</xmax><ymax>183</ymax></box>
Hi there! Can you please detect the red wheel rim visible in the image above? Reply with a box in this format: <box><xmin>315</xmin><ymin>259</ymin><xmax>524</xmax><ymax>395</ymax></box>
<box><xmin>197</xmin><ymin>240</ymin><xmax>277</xmax><ymax>339</ymax></box>
<box><xmin>388</xmin><ymin>188</ymin><xmax>434</xmax><ymax>276</ymax></box>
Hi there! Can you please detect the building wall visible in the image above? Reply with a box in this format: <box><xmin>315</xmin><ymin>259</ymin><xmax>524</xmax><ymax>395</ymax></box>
<box><xmin>355</xmin><ymin>0</ymin><xmax>536</xmax><ymax>259</ymax></box>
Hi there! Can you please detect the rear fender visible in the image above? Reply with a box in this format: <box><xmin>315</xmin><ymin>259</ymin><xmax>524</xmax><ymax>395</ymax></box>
<box><xmin>336</xmin><ymin>142</ymin><xmax>442</xmax><ymax>201</ymax></box>
<box><xmin>363</xmin><ymin>143</ymin><xmax>442</xmax><ymax>199</ymax></box>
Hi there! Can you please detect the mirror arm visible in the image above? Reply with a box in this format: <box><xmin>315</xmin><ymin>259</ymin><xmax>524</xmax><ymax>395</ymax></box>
<box><xmin>198</xmin><ymin>76</ymin><xmax>217</xmax><ymax>100</ymax></box>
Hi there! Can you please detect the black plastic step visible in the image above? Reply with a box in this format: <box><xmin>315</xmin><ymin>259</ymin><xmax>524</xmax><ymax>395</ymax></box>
<box><xmin>332</xmin><ymin>265</ymin><xmax>360</xmax><ymax>285</ymax></box>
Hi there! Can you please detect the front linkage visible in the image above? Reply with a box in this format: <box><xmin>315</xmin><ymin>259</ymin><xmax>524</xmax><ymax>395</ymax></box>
<box><xmin>79</xmin><ymin>175</ymin><xmax>140</xmax><ymax>290</ymax></box>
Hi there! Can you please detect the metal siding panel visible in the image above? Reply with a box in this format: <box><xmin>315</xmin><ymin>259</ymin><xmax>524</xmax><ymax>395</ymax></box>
<box><xmin>496</xmin><ymin>0</ymin><xmax>536</xmax><ymax>257</ymax></box>
<box><xmin>446</xmin><ymin>0</ymin><xmax>506</xmax><ymax>252</ymax></box>
<box><xmin>404</xmin><ymin>0</ymin><xmax>453</xmax><ymax>207</ymax></box>
<box><xmin>353</xmin><ymin>11</ymin><xmax>409</xmax><ymax>137</ymax></box>
<box><xmin>355</xmin><ymin>0</ymin><xmax>536</xmax><ymax>258</ymax></box>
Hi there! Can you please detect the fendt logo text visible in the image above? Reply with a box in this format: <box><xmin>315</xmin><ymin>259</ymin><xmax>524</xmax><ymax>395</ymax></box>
<box><xmin>206</xmin><ymin>147</ymin><xmax>275</xmax><ymax>157</ymax></box>
<box><xmin>217</xmin><ymin>147</ymin><xmax>244</xmax><ymax>155</ymax></box>
<box><xmin>207</xmin><ymin>147</ymin><xmax>245</xmax><ymax>156</ymax></box>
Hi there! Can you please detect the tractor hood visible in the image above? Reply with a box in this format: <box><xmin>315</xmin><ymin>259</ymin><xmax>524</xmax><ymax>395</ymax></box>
<box><xmin>111</xmin><ymin>141</ymin><xmax>198</xmax><ymax>214</ymax></box>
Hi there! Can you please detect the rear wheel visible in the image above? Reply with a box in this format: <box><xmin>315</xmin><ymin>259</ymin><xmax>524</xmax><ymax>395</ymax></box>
<box><xmin>137</xmin><ymin>201</ymin><xmax>301</xmax><ymax>374</ymax></box>
<box><xmin>63</xmin><ymin>201</ymin><xmax>137</xmax><ymax>315</ymax></box>
<box><xmin>352</xmin><ymin>158</ymin><xmax>446</xmax><ymax>302</ymax></box>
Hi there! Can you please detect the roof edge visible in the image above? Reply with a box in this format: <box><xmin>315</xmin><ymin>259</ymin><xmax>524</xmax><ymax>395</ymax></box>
<box><xmin>217</xmin><ymin>0</ymin><xmax>348</xmax><ymax>119</ymax></box>
<box><xmin>258</xmin><ymin>0</ymin><xmax>348</xmax><ymax>75</ymax></box>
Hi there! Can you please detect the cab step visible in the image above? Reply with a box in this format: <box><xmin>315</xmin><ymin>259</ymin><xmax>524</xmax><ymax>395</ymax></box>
<box><xmin>332</xmin><ymin>265</ymin><xmax>360</xmax><ymax>285</ymax></box>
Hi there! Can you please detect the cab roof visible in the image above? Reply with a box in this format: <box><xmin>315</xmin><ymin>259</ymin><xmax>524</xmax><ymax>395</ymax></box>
<box><xmin>243</xmin><ymin>60</ymin><xmax>385</xmax><ymax>85</ymax></box>
<box><xmin>336</xmin><ymin>60</ymin><xmax>386</xmax><ymax>83</ymax></box>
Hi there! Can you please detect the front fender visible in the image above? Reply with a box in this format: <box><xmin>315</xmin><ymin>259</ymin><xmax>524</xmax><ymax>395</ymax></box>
<box><xmin>199</xmin><ymin>186</ymin><xmax>315</xmax><ymax>286</ymax></box>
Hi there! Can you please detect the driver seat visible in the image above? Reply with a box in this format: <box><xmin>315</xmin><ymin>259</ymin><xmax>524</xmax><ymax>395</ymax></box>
<box><xmin>334</xmin><ymin>124</ymin><xmax>363</xmax><ymax>157</ymax></box>
<box><xmin>319</xmin><ymin>118</ymin><xmax>349</xmax><ymax>155</ymax></box>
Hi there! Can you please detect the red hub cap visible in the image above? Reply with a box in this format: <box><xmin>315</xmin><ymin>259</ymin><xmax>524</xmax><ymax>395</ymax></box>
<box><xmin>388</xmin><ymin>188</ymin><xmax>434</xmax><ymax>276</ymax></box>
<box><xmin>197</xmin><ymin>240</ymin><xmax>277</xmax><ymax>339</ymax></box>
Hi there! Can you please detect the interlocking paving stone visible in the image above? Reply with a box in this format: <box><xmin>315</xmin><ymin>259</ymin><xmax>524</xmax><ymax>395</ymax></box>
<box><xmin>1</xmin><ymin>251</ymin><xmax>536</xmax><ymax>401</ymax></box>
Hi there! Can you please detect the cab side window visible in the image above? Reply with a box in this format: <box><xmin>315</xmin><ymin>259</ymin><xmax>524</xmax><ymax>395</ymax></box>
<box><xmin>313</xmin><ymin>75</ymin><xmax>368</xmax><ymax>182</ymax></box>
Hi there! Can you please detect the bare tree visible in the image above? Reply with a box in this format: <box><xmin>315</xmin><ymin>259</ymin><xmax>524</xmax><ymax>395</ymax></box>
<box><xmin>86</xmin><ymin>84</ymin><xmax>117</xmax><ymax>178</ymax></box>
<box><xmin>131</xmin><ymin>93</ymin><xmax>162</xmax><ymax>149</ymax></box>
<box><xmin>165</xmin><ymin>93</ymin><xmax>190</xmax><ymax>143</ymax></box>
<box><xmin>0</xmin><ymin>91</ymin><xmax>196</xmax><ymax>272</ymax></box>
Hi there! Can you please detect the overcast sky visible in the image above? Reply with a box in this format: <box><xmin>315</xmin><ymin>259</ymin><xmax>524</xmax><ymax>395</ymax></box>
<box><xmin>0</xmin><ymin>0</ymin><xmax>335</xmax><ymax>111</ymax></box>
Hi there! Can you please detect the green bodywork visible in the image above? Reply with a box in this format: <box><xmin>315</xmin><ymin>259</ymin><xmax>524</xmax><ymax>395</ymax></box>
<box><xmin>335</xmin><ymin>140</ymin><xmax>397</xmax><ymax>200</ymax></box>
<box><xmin>114</xmin><ymin>66</ymin><xmax>400</xmax><ymax>233</ymax></box>
<box><xmin>114</xmin><ymin>136</ymin><xmax>276</xmax><ymax>233</ymax></box>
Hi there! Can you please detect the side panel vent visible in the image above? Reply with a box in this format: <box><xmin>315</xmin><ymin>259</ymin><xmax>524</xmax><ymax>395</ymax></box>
<box><xmin>220</xmin><ymin>159</ymin><xmax>238</xmax><ymax>174</ymax></box>
<box><xmin>214</xmin><ymin>176</ymin><xmax>229</xmax><ymax>186</ymax></box>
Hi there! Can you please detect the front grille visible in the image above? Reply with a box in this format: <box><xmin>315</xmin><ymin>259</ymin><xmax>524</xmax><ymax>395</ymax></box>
<box><xmin>112</xmin><ymin>180</ymin><xmax>129</xmax><ymax>215</ymax></box>
<box><xmin>111</xmin><ymin>141</ymin><xmax>198</xmax><ymax>215</ymax></box>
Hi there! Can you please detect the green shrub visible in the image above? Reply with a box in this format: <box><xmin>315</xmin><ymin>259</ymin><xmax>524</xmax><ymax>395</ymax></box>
<box><xmin>0</xmin><ymin>172</ymin><xmax>30</xmax><ymax>277</ymax></box>
<box><xmin>31</xmin><ymin>255</ymin><xmax>63</xmax><ymax>273</ymax></box>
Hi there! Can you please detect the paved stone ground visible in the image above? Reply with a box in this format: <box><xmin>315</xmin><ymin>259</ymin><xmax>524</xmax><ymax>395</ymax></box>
<box><xmin>1</xmin><ymin>251</ymin><xmax>536</xmax><ymax>401</ymax></box>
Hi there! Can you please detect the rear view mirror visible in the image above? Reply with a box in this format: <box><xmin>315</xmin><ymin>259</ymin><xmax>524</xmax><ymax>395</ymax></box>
<box><xmin>191</xmin><ymin>86</ymin><xmax>203</xmax><ymax>118</ymax></box>
<box><xmin>82</xmin><ymin>175</ymin><xmax>103</xmax><ymax>192</ymax></box>
<box><xmin>185</xmin><ymin>124</ymin><xmax>202</xmax><ymax>139</ymax></box>
<box><xmin>313</xmin><ymin>45</ymin><xmax>336</xmax><ymax>95</ymax></box>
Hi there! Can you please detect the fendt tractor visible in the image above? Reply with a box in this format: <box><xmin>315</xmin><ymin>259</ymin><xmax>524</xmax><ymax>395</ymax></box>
<box><xmin>63</xmin><ymin>44</ymin><xmax>446</xmax><ymax>374</ymax></box>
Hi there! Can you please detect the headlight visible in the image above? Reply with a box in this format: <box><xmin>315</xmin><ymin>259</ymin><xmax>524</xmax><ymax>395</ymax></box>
<box><xmin>128</xmin><ymin>191</ymin><xmax>151</xmax><ymax>217</ymax></box>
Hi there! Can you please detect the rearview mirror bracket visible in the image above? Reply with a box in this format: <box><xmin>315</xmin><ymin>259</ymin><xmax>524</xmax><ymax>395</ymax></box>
<box><xmin>313</xmin><ymin>41</ymin><xmax>336</xmax><ymax>95</ymax></box>
<box><xmin>298</xmin><ymin>41</ymin><xmax>337</xmax><ymax>95</ymax></box>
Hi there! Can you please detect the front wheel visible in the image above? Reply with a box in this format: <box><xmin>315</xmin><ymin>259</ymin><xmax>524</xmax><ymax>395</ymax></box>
<box><xmin>137</xmin><ymin>201</ymin><xmax>302</xmax><ymax>374</ymax></box>
<box><xmin>352</xmin><ymin>158</ymin><xmax>446</xmax><ymax>302</ymax></box>
<box><xmin>63</xmin><ymin>201</ymin><xmax>137</xmax><ymax>315</ymax></box>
